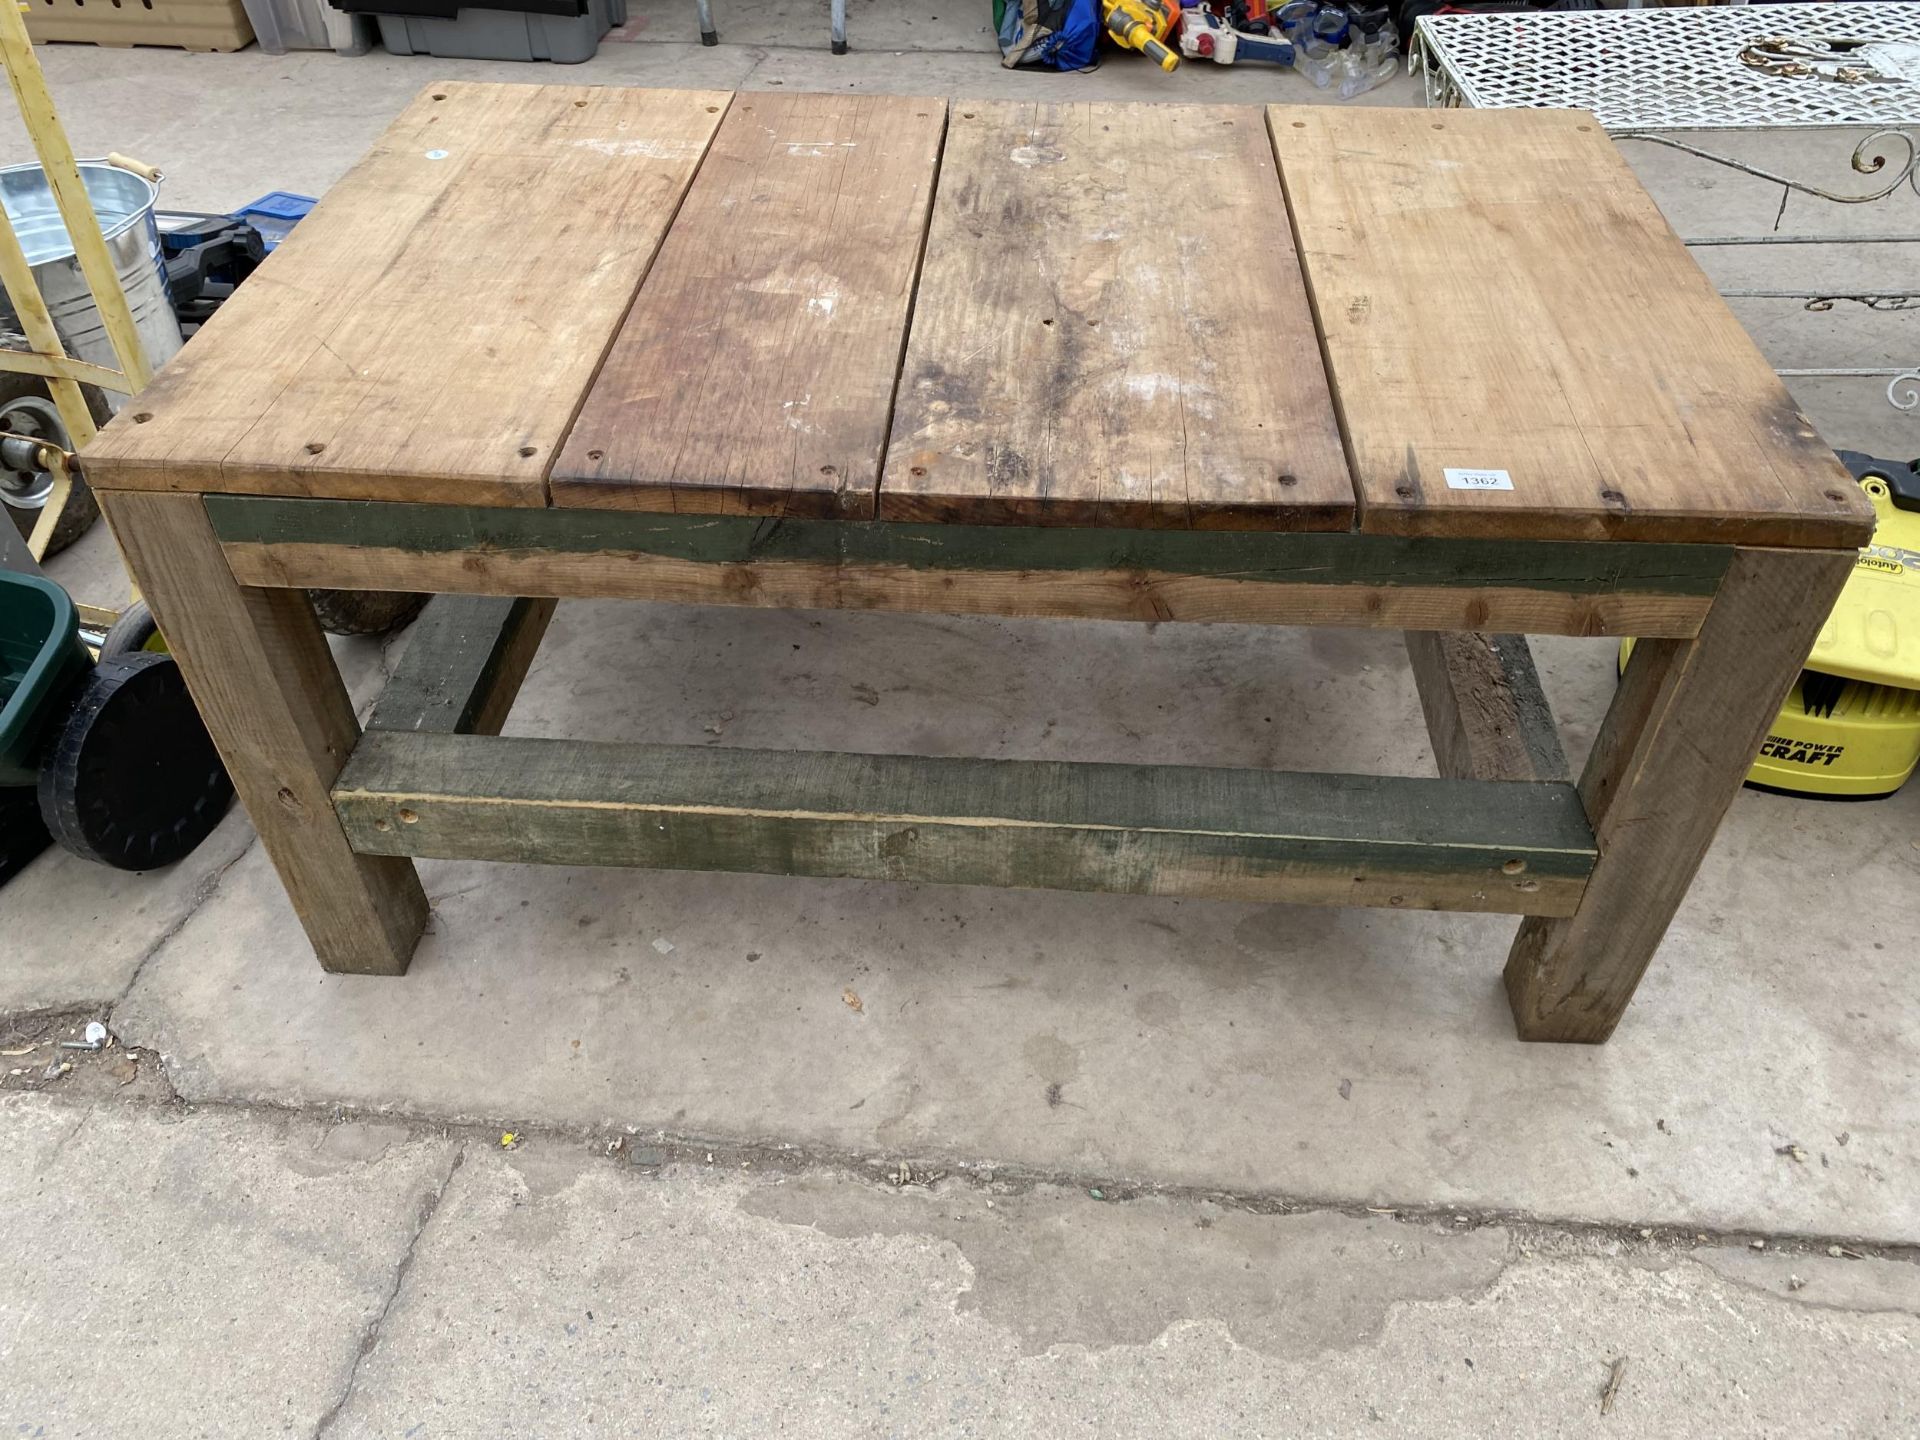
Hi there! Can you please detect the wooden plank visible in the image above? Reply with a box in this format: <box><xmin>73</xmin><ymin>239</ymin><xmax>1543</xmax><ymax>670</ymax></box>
<box><xmin>1504</xmin><ymin>545</ymin><xmax>1855</xmax><ymax>1042</ymax></box>
<box><xmin>81</xmin><ymin>83</ymin><xmax>731</xmax><ymax>507</ymax></box>
<box><xmin>367</xmin><ymin>595</ymin><xmax>556</xmax><ymax>736</ymax></box>
<box><xmin>95</xmin><ymin>490</ymin><xmax>427</xmax><ymax>974</ymax></box>
<box><xmin>881</xmin><ymin>100</ymin><xmax>1353</xmax><ymax>531</ymax></box>
<box><xmin>1269</xmin><ymin>105</ymin><xmax>1875</xmax><ymax>550</ymax></box>
<box><xmin>1405</xmin><ymin>632</ymin><xmax>1567</xmax><ymax>783</ymax></box>
<box><xmin>204</xmin><ymin>497</ymin><xmax>1731</xmax><ymax>592</ymax></box>
<box><xmin>553</xmin><ymin>93</ymin><xmax>946</xmax><ymax>519</ymax></box>
<box><xmin>206</xmin><ymin>497</ymin><xmax>1729</xmax><ymax>638</ymax></box>
<box><xmin>335</xmin><ymin>732</ymin><xmax>1597</xmax><ymax>916</ymax></box>
<box><xmin>226</xmin><ymin>537</ymin><xmax>1714</xmax><ymax>637</ymax></box>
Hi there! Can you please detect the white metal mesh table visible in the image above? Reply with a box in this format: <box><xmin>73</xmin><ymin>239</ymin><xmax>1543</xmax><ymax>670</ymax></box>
<box><xmin>1411</xmin><ymin>3</ymin><xmax>1920</xmax><ymax>130</ymax></box>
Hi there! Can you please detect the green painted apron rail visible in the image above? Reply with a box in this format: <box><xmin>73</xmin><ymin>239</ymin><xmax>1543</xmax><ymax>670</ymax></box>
<box><xmin>203</xmin><ymin>496</ymin><xmax>1733</xmax><ymax>595</ymax></box>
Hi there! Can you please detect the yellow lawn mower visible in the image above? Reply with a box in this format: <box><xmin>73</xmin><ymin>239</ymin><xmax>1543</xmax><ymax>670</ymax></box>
<box><xmin>1624</xmin><ymin>450</ymin><xmax>1920</xmax><ymax>799</ymax></box>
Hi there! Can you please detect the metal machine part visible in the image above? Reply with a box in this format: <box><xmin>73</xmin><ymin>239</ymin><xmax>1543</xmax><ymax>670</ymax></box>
<box><xmin>0</xmin><ymin>370</ymin><xmax>100</xmax><ymax>555</ymax></box>
<box><xmin>0</xmin><ymin>390</ymin><xmax>65</xmax><ymax>512</ymax></box>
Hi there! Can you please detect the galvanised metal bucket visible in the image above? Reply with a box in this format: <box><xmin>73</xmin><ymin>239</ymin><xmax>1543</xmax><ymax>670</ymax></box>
<box><xmin>0</xmin><ymin>160</ymin><xmax>184</xmax><ymax>393</ymax></box>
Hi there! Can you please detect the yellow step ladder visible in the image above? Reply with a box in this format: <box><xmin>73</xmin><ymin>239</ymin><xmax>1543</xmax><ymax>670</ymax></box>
<box><xmin>0</xmin><ymin>0</ymin><xmax>152</xmax><ymax>565</ymax></box>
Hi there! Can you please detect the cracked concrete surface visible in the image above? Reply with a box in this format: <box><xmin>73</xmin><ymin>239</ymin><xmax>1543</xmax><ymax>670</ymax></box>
<box><xmin>311</xmin><ymin>1146</ymin><xmax>465</xmax><ymax>1440</ymax></box>
<box><xmin>739</xmin><ymin>1176</ymin><xmax>1518</xmax><ymax>1356</ymax></box>
<box><xmin>3</xmin><ymin>3</ymin><xmax>1919</xmax><ymax>1431</ymax></box>
<box><xmin>329</xmin><ymin>1150</ymin><xmax>1919</xmax><ymax>1437</ymax></box>
<box><xmin>0</xmin><ymin>1094</ymin><xmax>456</xmax><ymax>1438</ymax></box>
<box><xmin>4</xmin><ymin>1090</ymin><xmax>1916</xmax><ymax>1439</ymax></box>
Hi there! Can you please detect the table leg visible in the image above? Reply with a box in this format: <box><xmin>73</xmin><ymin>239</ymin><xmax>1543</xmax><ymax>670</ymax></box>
<box><xmin>96</xmin><ymin>490</ymin><xmax>429</xmax><ymax>975</ymax></box>
<box><xmin>1503</xmin><ymin>546</ymin><xmax>1855</xmax><ymax>1043</ymax></box>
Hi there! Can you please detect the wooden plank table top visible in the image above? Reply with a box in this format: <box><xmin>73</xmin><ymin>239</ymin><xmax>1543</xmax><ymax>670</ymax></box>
<box><xmin>552</xmin><ymin>92</ymin><xmax>946</xmax><ymax>518</ymax></box>
<box><xmin>82</xmin><ymin>82</ymin><xmax>1874</xmax><ymax>550</ymax></box>
<box><xmin>878</xmin><ymin>99</ymin><xmax>1352</xmax><ymax>531</ymax></box>
<box><xmin>82</xmin><ymin>82</ymin><xmax>730</xmax><ymax>507</ymax></box>
<box><xmin>1269</xmin><ymin>104</ymin><xmax>1869</xmax><ymax>547</ymax></box>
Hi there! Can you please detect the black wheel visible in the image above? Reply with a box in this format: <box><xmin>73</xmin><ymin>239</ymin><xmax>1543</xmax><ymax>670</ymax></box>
<box><xmin>0</xmin><ymin>374</ymin><xmax>109</xmax><ymax>557</ymax></box>
<box><xmin>37</xmin><ymin>653</ymin><xmax>234</xmax><ymax>871</ymax></box>
<box><xmin>97</xmin><ymin>599</ymin><xmax>166</xmax><ymax>659</ymax></box>
<box><xmin>307</xmin><ymin>588</ymin><xmax>428</xmax><ymax>637</ymax></box>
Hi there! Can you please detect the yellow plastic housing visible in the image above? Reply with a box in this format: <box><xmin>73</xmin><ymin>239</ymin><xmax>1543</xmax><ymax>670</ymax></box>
<box><xmin>1802</xmin><ymin>475</ymin><xmax>1920</xmax><ymax>692</ymax></box>
<box><xmin>1749</xmin><ymin>671</ymin><xmax>1920</xmax><ymax>797</ymax></box>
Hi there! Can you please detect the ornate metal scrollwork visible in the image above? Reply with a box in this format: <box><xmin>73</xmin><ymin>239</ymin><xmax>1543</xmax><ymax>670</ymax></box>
<box><xmin>1890</xmin><ymin>369</ymin><xmax>1920</xmax><ymax>411</ymax></box>
<box><xmin>1618</xmin><ymin>127</ymin><xmax>1920</xmax><ymax>206</ymax></box>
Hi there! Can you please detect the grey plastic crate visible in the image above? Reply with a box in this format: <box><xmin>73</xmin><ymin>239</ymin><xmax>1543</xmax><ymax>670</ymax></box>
<box><xmin>374</xmin><ymin>0</ymin><xmax>620</xmax><ymax>62</ymax></box>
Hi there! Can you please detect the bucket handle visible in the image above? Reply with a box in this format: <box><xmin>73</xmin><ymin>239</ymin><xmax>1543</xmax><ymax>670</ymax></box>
<box><xmin>102</xmin><ymin>153</ymin><xmax>163</xmax><ymax>185</ymax></box>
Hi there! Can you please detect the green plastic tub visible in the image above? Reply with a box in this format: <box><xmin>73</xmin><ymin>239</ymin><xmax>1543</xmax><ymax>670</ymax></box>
<box><xmin>0</xmin><ymin>570</ymin><xmax>88</xmax><ymax>787</ymax></box>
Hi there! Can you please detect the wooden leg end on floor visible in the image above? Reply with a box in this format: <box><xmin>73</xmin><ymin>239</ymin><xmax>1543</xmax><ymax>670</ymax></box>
<box><xmin>311</xmin><ymin>862</ymin><xmax>431</xmax><ymax>976</ymax></box>
<box><xmin>1503</xmin><ymin>916</ymin><xmax>1625</xmax><ymax>1044</ymax></box>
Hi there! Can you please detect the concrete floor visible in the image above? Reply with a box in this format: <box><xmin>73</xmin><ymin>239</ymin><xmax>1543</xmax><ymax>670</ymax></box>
<box><xmin>5</xmin><ymin>6</ymin><xmax>1920</xmax><ymax>1434</ymax></box>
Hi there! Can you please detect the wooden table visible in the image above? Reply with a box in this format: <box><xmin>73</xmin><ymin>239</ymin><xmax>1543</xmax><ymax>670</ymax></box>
<box><xmin>81</xmin><ymin>84</ymin><xmax>1872</xmax><ymax>1044</ymax></box>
